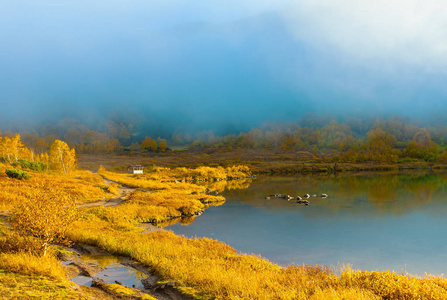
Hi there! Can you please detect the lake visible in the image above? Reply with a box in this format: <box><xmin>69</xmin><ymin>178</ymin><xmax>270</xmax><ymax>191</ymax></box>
<box><xmin>168</xmin><ymin>171</ymin><xmax>447</xmax><ymax>276</ymax></box>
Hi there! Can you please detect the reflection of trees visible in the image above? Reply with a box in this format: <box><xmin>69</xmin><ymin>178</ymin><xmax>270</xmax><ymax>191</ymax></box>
<box><xmin>157</xmin><ymin>218</ymin><xmax>183</xmax><ymax>227</ymax></box>
<box><xmin>363</xmin><ymin>176</ymin><xmax>400</xmax><ymax>203</ymax></box>
<box><xmin>202</xmin><ymin>179</ymin><xmax>252</xmax><ymax>193</ymax></box>
<box><xmin>157</xmin><ymin>216</ymin><xmax>197</xmax><ymax>227</ymax></box>
<box><xmin>180</xmin><ymin>216</ymin><xmax>196</xmax><ymax>225</ymax></box>
<box><xmin>227</xmin><ymin>172</ymin><xmax>447</xmax><ymax>217</ymax></box>
<box><xmin>333</xmin><ymin>173</ymin><xmax>443</xmax><ymax>214</ymax></box>
<box><xmin>330</xmin><ymin>175</ymin><xmax>401</xmax><ymax>202</ymax></box>
<box><xmin>402</xmin><ymin>175</ymin><xmax>442</xmax><ymax>204</ymax></box>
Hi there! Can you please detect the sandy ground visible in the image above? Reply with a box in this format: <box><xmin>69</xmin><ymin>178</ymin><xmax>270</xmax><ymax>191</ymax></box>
<box><xmin>76</xmin><ymin>178</ymin><xmax>133</xmax><ymax>208</ymax></box>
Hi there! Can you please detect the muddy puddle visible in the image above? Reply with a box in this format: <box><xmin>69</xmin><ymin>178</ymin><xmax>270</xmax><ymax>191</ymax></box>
<box><xmin>64</xmin><ymin>254</ymin><xmax>148</xmax><ymax>288</ymax></box>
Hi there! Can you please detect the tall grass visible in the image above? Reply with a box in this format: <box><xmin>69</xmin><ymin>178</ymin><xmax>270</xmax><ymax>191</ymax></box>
<box><xmin>85</xmin><ymin>188</ymin><xmax>225</xmax><ymax>225</ymax></box>
<box><xmin>0</xmin><ymin>169</ymin><xmax>108</xmax><ymax>211</ymax></box>
<box><xmin>67</xmin><ymin>218</ymin><xmax>447</xmax><ymax>300</ymax></box>
<box><xmin>0</xmin><ymin>252</ymin><xmax>67</xmax><ymax>281</ymax></box>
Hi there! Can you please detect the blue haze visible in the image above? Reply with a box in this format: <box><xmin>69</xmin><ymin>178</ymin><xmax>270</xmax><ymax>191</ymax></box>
<box><xmin>1</xmin><ymin>1</ymin><xmax>447</xmax><ymax>135</ymax></box>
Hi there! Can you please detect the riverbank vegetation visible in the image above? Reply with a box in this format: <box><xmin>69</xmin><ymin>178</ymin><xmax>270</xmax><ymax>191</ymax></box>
<box><xmin>67</xmin><ymin>223</ymin><xmax>447</xmax><ymax>299</ymax></box>
<box><xmin>3</xmin><ymin>134</ymin><xmax>447</xmax><ymax>299</ymax></box>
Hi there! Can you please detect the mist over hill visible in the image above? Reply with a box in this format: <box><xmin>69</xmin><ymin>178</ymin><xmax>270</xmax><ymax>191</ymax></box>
<box><xmin>1</xmin><ymin>1</ymin><xmax>447</xmax><ymax>137</ymax></box>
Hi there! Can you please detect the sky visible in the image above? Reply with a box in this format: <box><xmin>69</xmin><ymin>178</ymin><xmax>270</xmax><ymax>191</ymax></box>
<box><xmin>1</xmin><ymin>1</ymin><xmax>447</xmax><ymax>136</ymax></box>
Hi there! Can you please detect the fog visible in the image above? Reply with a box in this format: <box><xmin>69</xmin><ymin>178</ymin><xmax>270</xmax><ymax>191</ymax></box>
<box><xmin>1</xmin><ymin>1</ymin><xmax>447</xmax><ymax>137</ymax></box>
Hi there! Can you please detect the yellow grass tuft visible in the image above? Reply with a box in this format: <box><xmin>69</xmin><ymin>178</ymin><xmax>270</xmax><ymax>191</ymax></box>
<box><xmin>0</xmin><ymin>252</ymin><xmax>67</xmax><ymax>281</ymax></box>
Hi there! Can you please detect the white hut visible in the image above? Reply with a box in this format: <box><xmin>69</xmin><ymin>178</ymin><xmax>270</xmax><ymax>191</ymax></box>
<box><xmin>128</xmin><ymin>165</ymin><xmax>144</xmax><ymax>174</ymax></box>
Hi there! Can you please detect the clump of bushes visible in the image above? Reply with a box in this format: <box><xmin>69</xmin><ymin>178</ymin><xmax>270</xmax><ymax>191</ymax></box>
<box><xmin>12</xmin><ymin>159</ymin><xmax>47</xmax><ymax>172</ymax></box>
<box><xmin>6</xmin><ymin>169</ymin><xmax>31</xmax><ymax>180</ymax></box>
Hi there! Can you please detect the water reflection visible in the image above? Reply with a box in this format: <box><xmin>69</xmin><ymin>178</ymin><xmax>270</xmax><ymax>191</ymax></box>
<box><xmin>199</xmin><ymin>178</ymin><xmax>253</xmax><ymax>193</ymax></box>
<box><xmin>70</xmin><ymin>254</ymin><xmax>147</xmax><ymax>288</ymax></box>
<box><xmin>157</xmin><ymin>179</ymin><xmax>252</xmax><ymax>227</ymax></box>
<box><xmin>168</xmin><ymin>171</ymin><xmax>447</xmax><ymax>276</ymax></box>
<box><xmin>228</xmin><ymin>172</ymin><xmax>447</xmax><ymax>218</ymax></box>
<box><xmin>158</xmin><ymin>216</ymin><xmax>196</xmax><ymax>228</ymax></box>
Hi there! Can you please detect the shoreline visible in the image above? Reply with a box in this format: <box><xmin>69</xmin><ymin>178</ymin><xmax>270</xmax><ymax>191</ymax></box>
<box><xmin>76</xmin><ymin>152</ymin><xmax>447</xmax><ymax>175</ymax></box>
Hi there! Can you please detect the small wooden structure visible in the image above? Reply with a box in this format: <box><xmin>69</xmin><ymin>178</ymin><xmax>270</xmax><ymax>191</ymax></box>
<box><xmin>128</xmin><ymin>165</ymin><xmax>144</xmax><ymax>174</ymax></box>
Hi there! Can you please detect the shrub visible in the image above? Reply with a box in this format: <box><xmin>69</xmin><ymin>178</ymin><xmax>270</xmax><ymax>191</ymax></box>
<box><xmin>13</xmin><ymin>159</ymin><xmax>47</xmax><ymax>172</ymax></box>
<box><xmin>5</xmin><ymin>169</ymin><xmax>31</xmax><ymax>180</ymax></box>
<box><xmin>10</xmin><ymin>191</ymin><xmax>78</xmax><ymax>256</ymax></box>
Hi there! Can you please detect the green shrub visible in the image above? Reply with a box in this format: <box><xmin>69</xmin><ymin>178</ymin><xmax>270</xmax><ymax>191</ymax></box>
<box><xmin>12</xmin><ymin>159</ymin><xmax>47</xmax><ymax>172</ymax></box>
<box><xmin>5</xmin><ymin>169</ymin><xmax>31</xmax><ymax>180</ymax></box>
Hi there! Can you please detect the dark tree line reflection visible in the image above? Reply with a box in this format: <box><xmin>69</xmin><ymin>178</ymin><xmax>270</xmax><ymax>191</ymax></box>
<box><xmin>221</xmin><ymin>172</ymin><xmax>447</xmax><ymax>219</ymax></box>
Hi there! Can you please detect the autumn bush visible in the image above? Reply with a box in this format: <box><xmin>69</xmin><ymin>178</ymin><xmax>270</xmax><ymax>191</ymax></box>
<box><xmin>10</xmin><ymin>191</ymin><xmax>78</xmax><ymax>256</ymax></box>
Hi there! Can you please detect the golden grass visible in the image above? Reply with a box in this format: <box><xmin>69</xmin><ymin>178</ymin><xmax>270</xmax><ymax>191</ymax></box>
<box><xmin>98</xmin><ymin>167</ymin><xmax>182</xmax><ymax>191</ymax></box>
<box><xmin>67</xmin><ymin>217</ymin><xmax>447</xmax><ymax>300</ymax></box>
<box><xmin>75</xmin><ymin>171</ymin><xmax>105</xmax><ymax>185</ymax></box>
<box><xmin>98</xmin><ymin>165</ymin><xmax>251</xmax><ymax>190</ymax></box>
<box><xmin>3</xmin><ymin>163</ymin><xmax>447</xmax><ymax>299</ymax></box>
<box><xmin>0</xmin><ymin>252</ymin><xmax>67</xmax><ymax>281</ymax></box>
<box><xmin>85</xmin><ymin>189</ymin><xmax>225</xmax><ymax>225</ymax></box>
<box><xmin>0</xmin><ymin>270</ymin><xmax>84</xmax><ymax>299</ymax></box>
<box><xmin>0</xmin><ymin>169</ymin><xmax>109</xmax><ymax>211</ymax></box>
<box><xmin>94</xmin><ymin>166</ymin><xmax>227</xmax><ymax>225</ymax></box>
<box><xmin>106</xmin><ymin>182</ymin><xmax>120</xmax><ymax>195</ymax></box>
<box><xmin>102</xmin><ymin>283</ymin><xmax>158</xmax><ymax>299</ymax></box>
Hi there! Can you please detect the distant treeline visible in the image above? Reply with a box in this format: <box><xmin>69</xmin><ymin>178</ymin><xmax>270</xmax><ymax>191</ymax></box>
<box><xmin>4</xmin><ymin>114</ymin><xmax>447</xmax><ymax>163</ymax></box>
<box><xmin>191</xmin><ymin>118</ymin><xmax>445</xmax><ymax>163</ymax></box>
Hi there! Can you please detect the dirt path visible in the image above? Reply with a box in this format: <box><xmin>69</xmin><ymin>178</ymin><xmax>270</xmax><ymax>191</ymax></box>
<box><xmin>76</xmin><ymin>177</ymin><xmax>135</xmax><ymax>208</ymax></box>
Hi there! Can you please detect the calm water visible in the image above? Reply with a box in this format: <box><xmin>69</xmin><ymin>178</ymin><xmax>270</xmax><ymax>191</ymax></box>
<box><xmin>168</xmin><ymin>172</ymin><xmax>447</xmax><ymax>276</ymax></box>
<box><xmin>69</xmin><ymin>254</ymin><xmax>147</xmax><ymax>287</ymax></box>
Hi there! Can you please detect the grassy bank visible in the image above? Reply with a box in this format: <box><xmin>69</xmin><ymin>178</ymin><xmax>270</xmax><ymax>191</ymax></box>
<box><xmin>67</xmin><ymin>216</ymin><xmax>447</xmax><ymax>300</ymax></box>
<box><xmin>2</xmin><ymin>162</ymin><xmax>447</xmax><ymax>299</ymax></box>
